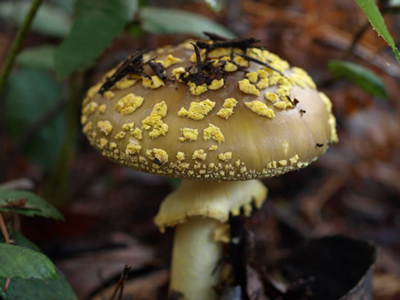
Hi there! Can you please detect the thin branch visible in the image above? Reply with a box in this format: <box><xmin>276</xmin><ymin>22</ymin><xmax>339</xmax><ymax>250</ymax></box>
<box><xmin>110</xmin><ymin>264</ymin><xmax>131</xmax><ymax>300</ymax></box>
<box><xmin>0</xmin><ymin>213</ymin><xmax>10</xmax><ymax>244</ymax></box>
<box><xmin>341</xmin><ymin>20</ymin><xmax>371</xmax><ymax>60</ymax></box>
<box><xmin>0</xmin><ymin>0</ymin><xmax>44</xmax><ymax>98</ymax></box>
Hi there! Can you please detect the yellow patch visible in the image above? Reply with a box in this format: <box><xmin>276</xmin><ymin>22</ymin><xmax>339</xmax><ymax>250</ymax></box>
<box><xmin>257</xmin><ymin>68</ymin><xmax>271</xmax><ymax>78</ymax></box>
<box><xmin>256</xmin><ymin>78</ymin><xmax>269</xmax><ymax>89</ymax></box>
<box><xmin>276</xmin><ymin>86</ymin><xmax>290</xmax><ymax>98</ymax></box>
<box><xmin>188</xmin><ymin>82</ymin><xmax>208</xmax><ymax>95</ymax></box>
<box><xmin>171</xmin><ymin>67</ymin><xmax>186</xmax><ymax>81</ymax></box>
<box><xmin>132</xmin><ymin>128</ymin><xmax>143</xmax><ymax>140</ymax></box>
<box><xmin>224</xmin><ymin>62</ymin><xmax>238</xmax><ymax>72</ymax></box>
<box><xmin>82</xmin><ymin>102</ymin><xmax>98</xmax><ymax>115</ymax></box>
<box><xmin>268</xmin><ymin>161</ymin><xmax>277</xmax><ymax>169</ymax></box>
<box><xmin>290</xmin><ymin>67</ymin><xmax>316</xmax><ymax>89</ymax></box>
<box><xmin>126</xmin><ymin>143</ymin><xmax>142</xmax><ymax>155</ymax></box>
<box><xmin>110</xmin><ymin>142</ymin><xmax>117</xmax><ymax>150</ymax></box>
<box><xmin>192</xmin><ymin>149</ymin><xmax>207</xmax><ymax>161</ymax></box>
<box><xmin>116</xmin><ymin>78</ymin><xmax>136</xmax><ymax>89</ymax></box>
<box><xmin>268</xmin><ymin>74</ymin><xmax>280</xmax><ymax>86</ymax></box>
<box><xmin>208</xmin><ymin>79</ymin><xmax>224</xmax><ymax>90</ymax></box>
<box><xmin>246</xmin><ymin>72</ymin><xmax>259</xmax><ymax>83</ymax></box>
<box><xmin>82</xmin><ymin>122</ymin><xmax>92</xmax><ymax>134</ymax></box>
<box><xmin>233</xmin><ymin>55</ymin><xmax>248</xmax><ymax>67</ymax></box>
<box><xmin>218</xmin><ymin>152</ymin><xmax>232</xmax><ymax>162</ymax></box>
<box><xmin>158</xmin><ymin>55</ymin><xmax>182</xmax><ymax>68</ymax></box>
<box><xmin>115</xmin><ymin>93</ymin><xmax>144</xmax><ymax>116</ymax></box>
<box><xmin>115</xmin><ymin>131</ymin><xmax>126</xmax><ymax>139</ymax></box>
<box><xmin>289</xmin><ymin>155</ymin><xmax>299</xmax><ymax>165</ymax></box>
<box><xmin>329</xmin><ymin>114</ymin><xmax>339</xmax><ymax>143</ymax></box>
<box><xmin>179</xmin><ymin>128</ymin><xmax>199</xmax><ymax>142</ymax></box>
<box><xmin>177</xmin><ymin>99</ymin><xmax>216</xmax><ymax>120</ymax></box>
<box><xmin>142</xmin><ymin>75</ymin><xmax>165</xmax><ymax>89</ymax></box>
<box><xmin>104</xmin><ymin>91</ymin><xmax>115</xmax><ymax>100</ymax></box>
<box><xmin>98</xmin><ymin>104</ymin><xmax>106</xmax><ymax>113</ymax></box>
<box><xmin>142</xmin><ymin>101</ymin><xmax>169</xmax><ymax>139</ymax></box>
<box><xmin>264</xmin><ymin>92</ymin><xmax>279</xmax><ymax>103</ymax></box>
<box><xmin>122</xmin><ymin>122</ymin><xmax>135</xmax><ymax>131</ymax></box>
<box><xmin>147</xmin><ymin>148</ymin><xmax>169</xmax><ymax>165</ymax></box>
<box><xmin>319</xmin><ymin>92</ymin><xmax>332</xmax><ymax>113</ymax></box>
<box><xmin>273</xmin><ymin>101</ymin><xmax>286</xmax><ymax>109</ymax></box>
<box><xmin>245</xmin><ymin>101</ymin><xmax>275</xmax><ymax>118</ymax></box>
<box><xmin>238</xmin><ymin>79</ymin><xmax>259</xmax><ymax>96</ymax></box>
<box><xmin>81</xmin><ymin>115</ymin><xmax>87</xmax><ymax>125</ymax></box>
<box><xmin>97</xmin><ymin>120</ymin><xmax>113</xmax><ymax>135</ymax></box>
<box><xmin>208</xmin><ymin>145</ymin><xmax>218</xmax><ymax>151</ymax></box>
<box><xmin>204</xmin><ymin>123</ymin><xmax>225</xmax><ymax>144</ymax></box>
<box><xmin>176</xmin><ymin>152</ymin><xmax>185</xmax><ymax>162</ymax></box>
<box><xmin>216</xmin><ymin>97</ymin><xmax>238</xmax><ymax>120</ymax></box>
<box><xmin>208</xmin><ymin>47</ymin><xmax>232</xmax><ymax>58</ymax></box>
<box><xmin>87</xmin><ymin>83</ymin><xmax>102</xmax><ymax>99</ymax></box>
<box><xmin>99</xmin><ymin>138</ymin><xmax>108</xmax><ymax>148</ymax></box>
<box><xmin>279</xmin><ymin>160</ymin><xmax>287</xmax><ymax>167</ymax></box>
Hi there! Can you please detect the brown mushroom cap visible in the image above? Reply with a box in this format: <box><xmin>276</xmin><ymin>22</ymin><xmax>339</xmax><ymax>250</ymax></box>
<box><xmin>81</xmin><ymin>40</ymin><xmax>338</xmax><ymax>181</ymax></box>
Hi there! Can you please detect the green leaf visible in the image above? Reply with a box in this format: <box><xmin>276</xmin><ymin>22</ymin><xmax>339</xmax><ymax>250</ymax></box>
<box><xmin>0</xmin><ymin>243</ymin><xmax>57</xmax><ymax>280</ymax></box>
<box><xmin>5</xmin><ymin>68</ymin><xmax>65</xmax><ymax>168</ymax></box>
<box><xmin>8</xmin><ymin>231</ymin><xmax>41</xmax><ymax>252</ymax></box>
<box><xmin>54</xmin><ymin>0</ymin><xmax>137</xmax><ymax>79</ymax></box>
<box><xmin>0</xmin><ymin>269</ymin><xmax>77</xmax><ymax>300</ymax></box>
<box><xmin>0</xmin><ymin>188</ymin><xmax>64</xmax><ymax>220</ymax></box>
<box><xmin>355</xmin><ymin>0</ymin><xmax>400</xmax><ymax>64</ymax></box>
<box><xmin>139</xmin><ymin>7</ymin><xmax>236</xmax><ymax>39</ymax></box>
<box><xmin>0</xmin><ymin>2</ymin><xmax>72</xmax><ymax>38</ymax></box>
<box><xmin>16</xmin><ymin>45</ymin><xmax>56</xmax><ymax>71</ymax></box>
<box><xmin>327</xmin><ymin>60</ymin><xmax>388</xmax><ymax>98</ymax></box>
<box><xmin>204</xmin><ymin>0</ymin><xmax>224</xmax><ymax>12</ymax></box>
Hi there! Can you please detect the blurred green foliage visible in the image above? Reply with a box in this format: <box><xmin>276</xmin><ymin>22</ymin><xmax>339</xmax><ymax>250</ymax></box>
<box><xmin>327</xmin><ymin>60</ymin><xmax>388</xmax><ymax>98</ymax></box>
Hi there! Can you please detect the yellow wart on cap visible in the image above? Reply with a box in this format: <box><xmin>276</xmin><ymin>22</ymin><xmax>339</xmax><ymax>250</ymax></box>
<box><xmin>193</xmin><ymin>149</ymin><xmax>207</xmax><ymax>161</ymax></box>
<box><xmin>97</xmin><ymin>120</ymin><xmax>113</xmax><ymax>135</ymax></box>
<box><xmin>116</xmin><ymin>78</ymin><xmax>136</xmax><ymax>90</ymax></box>
<box><xmin>179</xmin><ymin>128</ymin><xmax>199</xmax><ymax>142</ymax></box>
<box><xmin>218</xmin><ymin>152</ymin><xmax>232</xmax><ymax>162</ymax></box>
<box><xmin>142</xmin><ymin>76</ymin><xmax>165</xmax><ymax>89</ymax></box>
<box><xmin>238</xmin><ymin>79</ymin><xmax>260</xmax><ymax>96</ymax></box>
<box><xmin>142</xmin><ymin>101</ymin><xmax>169</xmax><ymax>139</ymax></box>
<box><xmin>115</xmin><ymin>93</ymin><xmax>144</xmax><ymax>116</ymax></box>
<box><xmin>98</xmin><ymin>104</ymin><xmax>107</xmax><ymax>113</ymax></box>
<box><xmin>157</xmin><ymin>55</ymin><xmax>182</xmax><ymax>68</ymax></box>
<box><xmin>245</xmin><ymin>101</ymin><xmax>275</xmax><ymax>118</ymax></box>
<box><xmin>246</xmin><ymin>72</ymin><xmax>259</xmax><ymax>83</ymax></box>
<box><xmin>217</xmin><ymin>98</ymin><xmax>238</xmax><ymax>119</ymax></box>
<box><xmin>208</xmin><ymin>79</ymin><xmax>224</xmax><ymax>91</ymax></box>
<box><xmin>126</xmin><ymin>143</ymin><xmax>142</xmax><ymax>155</ymax></box>
<box><xmin>104</xmin><ymin>91</ymin><xmax>115</xmax><ymax>100</ymax></box>
<box><xmin>171</xmin><ymin>67</ymin><xmax>186</xmax><ymax>81</ymax></box>
<box><xmin>188</xmin><ymin>82</ymin><xmax>208</xmax><ymax>95</ymax></box>
<box><xmin>204</xmin><ymin>124</ymin><xmax>225</xmax><ymax>144</ymax></box>
<box><xmin>115</xmin><ymin>131</ymin><xmax>126</xmax><ymax>139</ymax></box>
<box><xmin>147</xmin><ymin>148</ymin><xmax>169</xmax><ymax>165</ymax></box>
<box><xmin>178</xmin><ymin>99</ymin><xmax>216</xmax><ymax>121</ymax></box>
<box><xmin>264</xmin><ymin>92</ymin><xmax>279</xmax><ymax>103</ymax></box>
<box><xmin>82</xmin><ymin>102</ymin><xmax>98</xmax><ymax>115</ymax></box>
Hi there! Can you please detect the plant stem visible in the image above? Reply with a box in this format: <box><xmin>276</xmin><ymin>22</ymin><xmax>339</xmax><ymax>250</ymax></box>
<box><xmin>43</xmin><ymin>73</ymin><xmax>80</xmax><ymax>205</ymax></box>
<box><xmin>0</xmin><ymin>0</ymin><xmax>44</xmax><ymax>98</ymax></box>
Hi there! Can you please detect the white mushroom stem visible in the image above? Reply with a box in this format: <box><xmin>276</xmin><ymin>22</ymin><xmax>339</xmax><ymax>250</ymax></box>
<box><xmin>170</xmin><ymin>217</ymin><xmax>222</xmax><ymax>300</ymax></box>
<box><xmin>155</xmin><ymin>180</ymin><xmax>268</xmax><ymax>299</ymax></box>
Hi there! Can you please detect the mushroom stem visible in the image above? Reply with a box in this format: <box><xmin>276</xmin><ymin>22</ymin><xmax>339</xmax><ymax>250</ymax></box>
<box><xmin>170</xmin><ymin>217</ymin><xmax>222</xmax><ymax>300</ymax></box>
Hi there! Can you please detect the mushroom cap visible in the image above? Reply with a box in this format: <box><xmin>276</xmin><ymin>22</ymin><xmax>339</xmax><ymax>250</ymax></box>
<box><xmin>81</xmin><ymin>39</ymin><xmax>338</xmax><ymax>181</ymax></box>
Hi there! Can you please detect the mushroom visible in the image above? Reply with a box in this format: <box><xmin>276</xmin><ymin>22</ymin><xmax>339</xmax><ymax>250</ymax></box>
<box><xmin>81</xmin><ymin>35</ymin><xmax>338</xmax><ymax>300</ymax></box>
